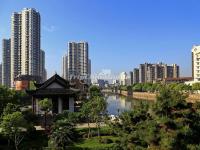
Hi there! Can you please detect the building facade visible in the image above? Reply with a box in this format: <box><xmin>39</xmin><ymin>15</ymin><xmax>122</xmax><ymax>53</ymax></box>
<box><xmin>39</xmin><ymin>49</ymin><xmax>46</xmax><ymax>82</ymax></box>
<box><xmin>11</xmin><ymin>12</ymin><xmax>21</xmax><ymax>87</ymax></box>
<box><xmin>139</xmin><ymin>63</ymin><xmax>150</xmax><ymax>83</ymax></box>
<box><xmin>120</xmin><ymin>72</ymin><xmax>127</xmax><ymax>85</ymax></box>
<box><xmin>11</xmin><ymin>8</ymin><xmax>42</xmax><ymax>87</ymax></box>
<box><xmin>133</xmin><ymin>68</ymin><xmax>139</xmax><ymax>84</ymax></box>
<box><xmin>130</xmin><ymin>71</ymin><xmax>133</xmax><ymax>85</ymax></box>
<box><xmin>139</xmin><ymin>62</ymin><xmax>179</xmax><ymax>83</ymax></box>
<box><xmin>192</xmin><ymin>45</ymin><xmax>200</xmax><ymax>82</ymax></box>
<box><xmin>62</xmin><ymin>54</ymin><xmax>68</xmax><ymax>80</ymax></box>
<box><xmin>2</xmin><ymin>39</ymin><xmax>11</xmax><ymax>87</ymax></box>
<box><xmin>64</xmin><ymin>42</ymin><xmax>91</xmax><ymax>83</ymax></box>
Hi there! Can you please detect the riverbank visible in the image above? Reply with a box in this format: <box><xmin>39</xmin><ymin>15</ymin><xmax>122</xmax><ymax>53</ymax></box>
<box><xmin>119</xmin><ymin>90</ymin><xmax>156</xmax><ymax>101</ymax></box>
<box><xmin>115</xmin><ymin>90</ymin><xmax>200</xmax><ymax>103</ymax></box>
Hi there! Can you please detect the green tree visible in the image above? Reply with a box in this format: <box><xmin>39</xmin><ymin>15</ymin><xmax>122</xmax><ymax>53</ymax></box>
<box><xmin>90</xmin><ymin>96</ymin><xmax>107</xmax><ymax>139</ymax></box>
<box><xmin>192</xmin><ymin>83</ymin><xmax>200</xmax><ymax>91</ymax></box>
<box><xmin>0</xmin><ymin>86</ymin><xmax>21</xmax><ymax>115</ymax></box>
<box><xmin>133</xmin><ymin>83</ymin><xmax>143</xmax><ymax>92</ymax></box>
<box><xmin>111</xmin><ymin>102</ymin><xmax>152</xmax><ymax>149</ymax></box>
<box><xmin>38</xmin><ymin>98</ymin><xmax>52</xmax><ymax>130</ymax></box>
<box><xmin>142</xmin><ymin>83</ymin><xmax>153</xmax><ymax>92</ymax></box>
<box><xmin>120</xmin><ymin>85</ymin><xmax>128</xmax><ymax>91</ymax></box>
<box><xmin>112</xmin><ymin>87</ymin><xmax>200</xmax><ymax>149</ymax></box>
<box><xmin>0</xmin><ymin>112</ymin><xmax>28</xmax><ymax>150</ymax></box>
<box><xmin>89</xmin><ymin>85</ymin><xmax>102</xmax><ymax>98</ymax></box>
<box><xmin>153</xmin><ymin>88</ymin><xmax>200</xmax><ymax>149</ymax></box>
<box><xmin>153</xmin><ymin>87</ymin><xmax>188</xmax><ymax>117</ymax></box>
<box><xmin>80</xmin><ymin>100</ymin><xmax>93</xmax><ymax>138</ymax></box>
<box><xmin>2</xmin><ymin>103</ymin><xmax>20</xmax><ymax>116</ymax></box>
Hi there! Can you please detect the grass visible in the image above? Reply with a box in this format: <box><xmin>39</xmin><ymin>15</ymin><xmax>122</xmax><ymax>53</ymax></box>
<box><xmin>72</xmin><ymin>126</ymin><xmax>118</xmax><ymax>149</ymax></box>
<box><xmin>73</xmin><ymin>136</ymin><xmax>119</xmax><ymax>149</ymax></box>
<box><xmin>76</xmin><ymin>126</ymin><xmax>114</xmax><ymax>136</ymax></box>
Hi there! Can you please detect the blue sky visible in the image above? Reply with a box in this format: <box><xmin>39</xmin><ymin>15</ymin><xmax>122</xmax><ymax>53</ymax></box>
<box><xmin>0</xmin><ymin>0</ymin><xmax>199</xmax><ymax>77</ymax></box>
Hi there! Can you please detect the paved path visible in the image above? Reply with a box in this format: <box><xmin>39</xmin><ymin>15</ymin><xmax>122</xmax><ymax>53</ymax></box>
<box><xmin>34</xmin><ymin>123</ymin><xmax>107</xmax><ymax>130</ymax></box>
<box><xmin>76</xmin><ymin>122</ymin><xmax>106</xmax><ymax>128</ymax></box>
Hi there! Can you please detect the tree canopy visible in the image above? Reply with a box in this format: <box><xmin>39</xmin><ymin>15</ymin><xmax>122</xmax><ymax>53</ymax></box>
<box><xmin>111</xmin><ymin>88</ymin><xmax>200</xmax><ymax>150</ymax></box>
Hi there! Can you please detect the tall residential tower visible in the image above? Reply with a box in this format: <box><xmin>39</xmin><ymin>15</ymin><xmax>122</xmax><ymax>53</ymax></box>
<box><xmin>64</xmin><ymin>42</ymin><xmax>91</xmax><ymax>83</ymax></box>
<box><xmin>10</xmin><ymin>8</ymin><xmax>42</xmax><ymax>86</ymax></box>
<box><xmin>2</xmin><ymin>39</ymin><xmax>11</xmax><ymax>87</ymax></box>
<box><xmin>192</xmin><ymin>45</ymin><xmax>200</xmax><ymax>82</ymax></box>
<box><xmin>62</xmin><ymin>54</ymin><xmax>68</xmax><ymax>79</ymax></box>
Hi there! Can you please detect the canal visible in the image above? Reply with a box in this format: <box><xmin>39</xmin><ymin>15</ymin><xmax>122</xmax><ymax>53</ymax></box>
<box><xmin>105</xmin><ymin>93</ymin><xmax>137</xmax><ymax>115</ymax></box>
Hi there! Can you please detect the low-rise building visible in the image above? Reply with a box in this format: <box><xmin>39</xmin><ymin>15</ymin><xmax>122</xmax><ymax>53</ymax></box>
<box><xmin>14</xmin><ymin>75</ymin><xmax>42</xmax><ymax>91</ymax></box>
<box><xmin>163</xmin><ymin>77</ymin><xmax>193</xmax><ymax>84</ymax></box>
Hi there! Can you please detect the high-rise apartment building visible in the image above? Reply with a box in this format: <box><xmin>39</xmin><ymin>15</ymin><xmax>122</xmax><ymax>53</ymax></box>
<box><xmin>88</xmin><ymin>59</ymin><xmax>91</xmax><ymax>77</ymax></box>
<box><xmin>11</xmin><ymin>12</ymin><xmax>21</xmax><ymax>87</ymax></box>
<box><xmin>65</xmin><ymin>42</ymin><xmax>91</xmax><ymax>83</ymax></box>
<box><xmin>10</xmin><ymin>8</ymin><xmax>41</xmax><ymax>86</ymax></box>
<box><xmin>146</xmin><ymin>65</ymin><xmax>156</xmax><ymax>83</ymax></box>
<box><xmin>2</xmin><ymin>39</ymin><xmax>11</xmax><ymax>87</ymax></box>
<box><xmin>130</xmin><ymin>71</ymin><xmax>133</xmax><ymax>85</ymax></box>
<box><xmin>120</xmin><ymin>72</ymin><xmax>127</xmax><ymax>85</ymax></box>
<box><xmin>139</xmin><ymin>62</ymin><xmax>179</xmax><ymax>83</ymax></box>
<box><xmin>192</xmin><ymin>45</ymin><xmax>200</xmax><ymax>82</ymax></box>
<box><xmin>154</xmin><ymin>63</ymin><xmax>165</xmax><ymax>79</ymax></box>
<box><xmin>163</xmin><ymin>64</ymin><xmax>179</xmax><ymax>78</ymax></box>
<box><xmin>139</xmin><ymin>63</ymin><xmax>150</xmax><ymax>83</ymax></box>
<box><xmin>62</xmin><ymin>54</ymin><xmax>68</xmax><ymax>79</ymax></box>
<box><xmin>39</xmin><ymin>49</ymin><xmax>46</xmax><ymax>82</ymax></box>
<box><xmin>133</xmin><ymin>68</ymin><xmax>139</xmax><ymax>84</ymax></box>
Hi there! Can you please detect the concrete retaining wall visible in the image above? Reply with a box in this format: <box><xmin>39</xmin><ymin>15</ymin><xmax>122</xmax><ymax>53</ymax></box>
<box><xmin>116</xmin><ymin>90</ymin><xmax>200</xmax><ymax>103</ymax></box>
<box><xmin>132</xmin><ymin>92</ymin><xmax>156</xmax><ymax>101</ymax></box>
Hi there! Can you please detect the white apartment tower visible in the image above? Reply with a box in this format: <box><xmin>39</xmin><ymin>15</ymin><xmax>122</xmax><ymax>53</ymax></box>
<box><xmin>62</xmin><ymin>54</ymin><xmax>68</xmax><ymax>79</ymax></box>
<box><xmin>120</xmin><ymin>72</ymin><xmax>127</xmax><ymax>85</ymax></box>
<box><xmin>11</xmin><ymin>8</ymin><xmax>41</xmax><ymax>86</ymax></box>
<box><xmin>64</xmin><ymin>42</ymin><xmax>91</xmax><ymax>83</ymax></box>
<box><xmin>192</xmin><ymin>45</ymin><xmax>200</xmax><ymax>82</ymax></box>
<box><xmin>11</xmin><ymin>12</ymin><xmax>21</xmax><ymax>87</ymax></box>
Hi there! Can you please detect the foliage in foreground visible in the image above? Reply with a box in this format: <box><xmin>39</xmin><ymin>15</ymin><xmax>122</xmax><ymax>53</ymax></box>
<box><xmin>0</xmin><ymin>86</ymin><xmax>26</xmax><ymax>115</ymax></box>
<box><xmin>111</xmin><ymin>87</ymin><xmax>200</xmax><ymax>150</ymax></box>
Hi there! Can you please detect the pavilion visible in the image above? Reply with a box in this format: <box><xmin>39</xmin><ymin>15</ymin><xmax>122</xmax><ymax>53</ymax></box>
<box><xmin>27</xmin><ymin>74</ymin><xmax>87</xmax><ymax>114</ymax></box>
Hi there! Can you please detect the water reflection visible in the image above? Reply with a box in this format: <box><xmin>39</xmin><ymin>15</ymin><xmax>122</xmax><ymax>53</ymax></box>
<box><xmin>105</xmin><ymin>93</ymin><xmax>133</xmax><ymax>115</ymax></box>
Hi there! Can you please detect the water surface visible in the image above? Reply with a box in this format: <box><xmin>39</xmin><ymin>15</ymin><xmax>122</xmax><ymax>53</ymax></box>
<box><xmin>105</xmin><ymin>94</ymin><xmax>135</xmax><ymax>115</ymax></box>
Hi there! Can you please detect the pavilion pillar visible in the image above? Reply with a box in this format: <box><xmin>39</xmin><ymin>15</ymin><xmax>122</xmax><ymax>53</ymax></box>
<box><xmin>35</xmin><ymin>99</ymin><xmax>39</xmax><ymax>114</ymax></box>
<box><xmin>58</xmin><ymin>97</ymin><xmax>63</xmax><ymax>114</ymax></box>
<box><xmin>69</xmin><ymin>97</ymin><xmax>74</xmax><ymax>112</ymax></box>
<box><xmin>32</xmin><ymin>97</ymin><xmax>35</xmax><ymax>113</ymax></box>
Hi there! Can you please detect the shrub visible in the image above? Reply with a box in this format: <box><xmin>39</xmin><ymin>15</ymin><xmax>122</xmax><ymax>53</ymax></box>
<box><xmin>99</xmin><ymin>138</ymin><xmax>113</xmax><ymax>144</ymax></box>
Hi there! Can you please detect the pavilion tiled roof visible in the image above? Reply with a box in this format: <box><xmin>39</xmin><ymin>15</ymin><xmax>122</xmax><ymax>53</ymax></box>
<box><xmin>27</xmin><ymin>74</ymin><xmax>80</xmax><ymax>96</ymax></box>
